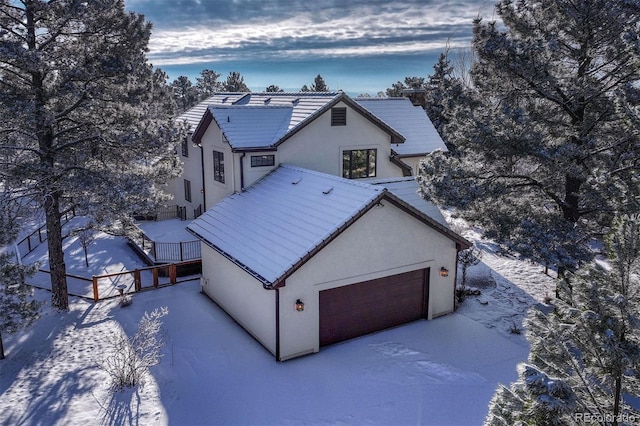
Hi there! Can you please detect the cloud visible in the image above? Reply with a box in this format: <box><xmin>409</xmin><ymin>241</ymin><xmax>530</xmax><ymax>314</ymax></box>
<box><xmin>127</xmin><ymin>0</ymin><xmax>494</xmax><ymax>66</ymax></box>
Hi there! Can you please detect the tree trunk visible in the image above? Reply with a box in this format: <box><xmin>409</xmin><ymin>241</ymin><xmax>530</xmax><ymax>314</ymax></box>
<box><xmin>613</xmin><ymin>373</ymin><xmax>622</xmax><ymax>426</ymax></box>
<box><xmin>563</xmin><ymin>173</ymin><xmax>582</xmax><ymax>223</ymax></box>
<box><xmin>26</xmin><ymin>2</ymin><xmax>68</xmax><ymax>311</ymax></box>
<box><xmin>45</xmin><ymin>191</ymin><xmax>69</xmax><ymax>311</ymax></box>
<box><xmin>0</xmin><ymin>329</ymin><xmax>5</xmax><ymax>360</ymax></box>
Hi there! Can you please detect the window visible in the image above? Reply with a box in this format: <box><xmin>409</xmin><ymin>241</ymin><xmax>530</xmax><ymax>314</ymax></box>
<box><xmin>331</xmin><ymin>107</ymin><xmax>347</xmax><ymax>126</ymax></box>
<box><xmin>184</xmin><ymin>179</ymin><xmax>192</xmax><ymax>202</ymax></box>
<box><xmin>342</xmin><ymin>149</ymin><xmax>377</xmax><ymax>179</ymax></box>
<box><xmin>213</xmin><ymin>150</ymin><xmax>225</xmax><ymax>183</ymax></box>
<box><xmin>181</xmin><ymin>136</ymin><xmax>189</xmax><ymax>157</ymax></box>
<box><xmin>251</xmin><ymin>155</ymin><xmax>275</xmax><ymax>167</ymax></box>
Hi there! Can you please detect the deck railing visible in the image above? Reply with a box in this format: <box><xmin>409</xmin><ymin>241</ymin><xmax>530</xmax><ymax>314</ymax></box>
<box><xmin>129</xmin><ymin>230</ymin><xmax>201</xmax><ymax>262</ymax></box>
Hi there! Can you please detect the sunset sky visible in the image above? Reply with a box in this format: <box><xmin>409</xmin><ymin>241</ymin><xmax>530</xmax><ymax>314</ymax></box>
<box><xmin>125</xmin><ymin>0</ymin><xmax>497</xmax><ymax>94</ymax></box>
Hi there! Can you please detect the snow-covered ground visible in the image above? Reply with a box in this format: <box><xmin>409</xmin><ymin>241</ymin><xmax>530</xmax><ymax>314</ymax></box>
<box><xmin>0</xmin><ymin>216</ymin><xmax>557</xmax><ymax>425</ymax></box>
<box><xmin>137</xmin><ymin>219</ymin><xmax>196</xmax><ymax>243</ymax></box>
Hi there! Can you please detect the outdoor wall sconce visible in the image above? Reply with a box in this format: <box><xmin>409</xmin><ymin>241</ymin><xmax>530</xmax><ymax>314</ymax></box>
<box><xmin>295</xmin><ymin>299</ymin><xmax>305</xmax><ymax>312</ymax></box>
<box><xmin>440</xmin><ymin>267</ymin><xmax>449</xmax><ymax>277</ymax></box>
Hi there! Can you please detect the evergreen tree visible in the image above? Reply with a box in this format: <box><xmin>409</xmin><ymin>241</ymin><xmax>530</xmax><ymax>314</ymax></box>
<box><xmin>486</xmin><ymin>214</ymin><xmax>640</xmax><ymax>425</ymax></box>
<box><xmin>195</xmin><ymin>69</ymin><xmax>222</xmax><ymax>100</ymax></box>
<box><xmin>310</xmin><ymin>74</ymin><xmax>328</xmax><ymax>92</ymax></box>
<box><xmin>418</xmin><ymin>0</ymin><xmax>640</xmax><ymax>272</ymax></box>
<box><xmin>265</xmin><ymin>85</ymin><xmax>284</xmax><ymax>92</ymax></box>
<box><xmin>0</xmin><ymin>0</ymin><xmax>183</xmax><ymax>310</ymax></box>
<box><xmin>300</xmin><ymin>84</ymin><xmax>310</xmax><ymax>92</ymax></box>
<box><xmin>170</xmin><ymin>75</ymin><xmax>198</xmax><ymax>111</ymax></box>
<box><xmin>385</xmin><ymin>81</ymin><xmax>406</xmax><ymax>97</ymax></box>
<box><xmin>222</xmin><ymin>71</ymin><xmax>250</xmax><ymax>92</ymax></box>
<box><xmin>423</xmin><ymin>50</ymin><xmax>465</xmax><ymax>154</ymax></box>
<box><xmin>385</xmin><ymin>76</ymin><xmax>425</xmax><ymax>98</ymax></box>
<box><xmin>0</xmin><ymin>193</ymin><xmax>40</xmax><ymax>360</ymax></box>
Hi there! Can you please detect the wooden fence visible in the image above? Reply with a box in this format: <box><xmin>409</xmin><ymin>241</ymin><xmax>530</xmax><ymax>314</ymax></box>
<box><xmin>91</xmin><ymin>259</ymin><xmax>201</xmax><ymax>301</ymax></box>
<box><xmin>36</xmin><ymin>259</ymin><xmax>201</xmax><ymax>302</ymax></box>
<box><xmin>15</xmin><ymin>207</ymin><xmax>76</xmax><ymax>259</ymax></box>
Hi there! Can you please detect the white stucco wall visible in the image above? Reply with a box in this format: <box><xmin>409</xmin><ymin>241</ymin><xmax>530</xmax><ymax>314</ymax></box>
<box><xmin>240</xmin><ymin>151</ymin><xmax>279</xmax><ymax>188</ymax></box>
<box><xmin>277</xmin><ymin>102</ymin><xmax>404</xmax><ymax>180</ymax></box>
<box><xmin>278</xmin><ymin>199</ymin><xmax>458</xmax><ymax>360</ymax></box>
<box><xmin>200</xmin><ymin>125</ymin><xmax>235</xmax><ymax>209</ymax></box>
<box><xmin>399</xmin><ymin>155</ymin><xmax>426</xmax><ymax>176</ymax></box>
<box><xmin>200</xmin><ymin>243</ymin><xmax>277</xmax><ymax>355</ymax></box>
<box><xmin>164</xmin><ymin>133</ymin><xmax>205</xmax><ymax>219</ymax></box>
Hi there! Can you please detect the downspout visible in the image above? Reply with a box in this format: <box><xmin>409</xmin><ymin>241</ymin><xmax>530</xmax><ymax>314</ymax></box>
<box><xmin>275</xmin><ymin>287</ymin><xmax>281</xmax><ymax>361</ymax></box>
<box><xmin>199</xmin><ymin>143</ymin><xmax>207</xmax><ymax>211</ymax></box>
<box><xmin>454</xmin><ymin>244</ymin><xmax>462</xmax><ymax>310</ymax></box>
<box><xmin>263</xmin><ymin>281</ymin><xmax>284</xmax><ymax>362</ymax></box>
<box><xmin>240</xmin><ymin>152</ymin><xmax>246</xmax><ymax>191</ymax></box>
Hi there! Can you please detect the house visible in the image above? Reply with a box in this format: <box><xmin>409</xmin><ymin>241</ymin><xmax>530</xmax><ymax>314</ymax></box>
<box><xmin>187</xmin><ymin>165</ymin><xmax>471</xmax><ymax>361</ymax></box>
<box><xmin>168</xmin><ymin>91</ymin><xmax>448</xmax><ymax>219</ymax></box>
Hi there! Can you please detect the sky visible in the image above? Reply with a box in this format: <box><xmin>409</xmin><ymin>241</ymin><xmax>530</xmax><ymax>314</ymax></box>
<box><xmin>124</xmin><ymin>0</ymin><xmax>497</xmax><ymax>95</ymax></box>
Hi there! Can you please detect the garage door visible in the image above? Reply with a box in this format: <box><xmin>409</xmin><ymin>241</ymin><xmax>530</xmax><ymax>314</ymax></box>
<box><xmin>319</xmin><ymin>268</ymin><xmax>429</xmax><ymax>346</ymax></box>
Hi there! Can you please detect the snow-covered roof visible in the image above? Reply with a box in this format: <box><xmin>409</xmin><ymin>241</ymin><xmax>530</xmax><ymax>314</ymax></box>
<box><xmin>176</xmin><ymin>93</ymin><xmax>247</xmax><ymax>128</ymax></box>
<box><xmin>187</xmin><ymin>164</ymin><xmax>384</xmax><ymax>286</ymax></box>
<box><xmin>369</xmin><ymin>177</ymin><xmax>448</xmax><ymax>227</ymax></box>
<box><xmin>354</xmin><ymin>97</ymin><xmax>447</xmax><ymax>157</ymax></box>
<box><xmin>208</xmin><ymin>105</ymin><xmax>293</xmax><ymax>149</ymax></box>
<box><xmin>189</xmin><ymin>92</ymin><xmax>405</xmax><ymax>150</ymax></box>
<box><xmin>187</xmin><ymin>165</ymin><xmax>470</xmax><ymax>287</ymax></box>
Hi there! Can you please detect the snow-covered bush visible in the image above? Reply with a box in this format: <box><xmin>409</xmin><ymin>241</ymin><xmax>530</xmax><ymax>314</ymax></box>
<box><xmin>98</xmin><ymin>307</ymin><xmax>168</xmax><ymax>389</ymax></box>
<box><xmin>457</xmin><ymin>245</ymin><xmax>482</xmax><ymax>303</ymax></box>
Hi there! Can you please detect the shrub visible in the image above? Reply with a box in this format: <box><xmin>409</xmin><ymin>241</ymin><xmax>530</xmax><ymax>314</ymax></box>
<box><xmin>98</xmin><ymin>307</ymin><xmax>168</xmax><ymax>390</ymax></box>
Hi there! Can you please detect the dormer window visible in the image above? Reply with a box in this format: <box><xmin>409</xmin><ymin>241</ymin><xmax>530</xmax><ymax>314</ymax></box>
<box><xmin>331</xmin><ymin>107</ymin><xmax>347</xmax><ymax>126</ymax></box>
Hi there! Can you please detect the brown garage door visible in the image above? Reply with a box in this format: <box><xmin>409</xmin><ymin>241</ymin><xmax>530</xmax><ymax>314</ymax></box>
<box><xmin>319</xmin><ymin>268</ymin><xmax>429</xmax><ymax>346</ymax></box>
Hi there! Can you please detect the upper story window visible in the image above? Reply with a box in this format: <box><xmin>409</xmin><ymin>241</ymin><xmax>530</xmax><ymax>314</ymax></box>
<box><xmin>331</xmin><ymin>107</ymin><xmax>347</xmax><ymax>126</ymax></box>
<box><xmin>184</xmin><ymin>179</ymin><xmax>192</xmax><ymax>202</ymax></box>
<box><xmin>181</xmin><ymin>136</ymin><xmax>189</xmax><ymax>157</ymax></box>
<box><xmin>213</xmin><ymin>150</ymin><xmax>225</xmax><ymax>183</ymax></box>
<box><xmin>251</xmin><ymin>155</ymin><xmax>275</xmax><ymax>167</ymax></box>
<box><xmin>342</xmin><ymin>149</ymin><xmax>377</xmax><ymax>179</ymax></box>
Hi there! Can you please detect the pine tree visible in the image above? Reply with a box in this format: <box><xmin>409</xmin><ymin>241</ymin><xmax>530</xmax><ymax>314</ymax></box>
<box><xmin>170</xmin><ymin>75</ymin><xmax>198</xmax><ymax>112</ymax></box>
<box><xmin>486</xmin><ymin>214</ymin><xmax>640</xmax><ymax>425</ymax></box>
<box><xmin>418</xmin><ymin>0</ymin><xmax>640</xmax><ymax>272</ymax></box>
<box><xmin>222</xmin><ymin>71</ymin><xmax>250</xmax><ymax>92</ymax></box>
<box><xmin>195</xmin><ymin>69</ymin><xmax>222</xmax><ymax>100</ymax></box>
<box><xmin>310</xmin><ymin>74</ymin><xmax>328</xmax><ymax>92</ymax></box>
<box><xmin>265</xmin><ymin>85</ymin><xmax>284</xmax><ymax>93</ymax></box>
<box><xmin>0</xmin><ymin>193</ymin><xmax>40</xmax><ymax>360</ymax></box>
<box><xmin>0</xmin><ymin>0</ymin><xmax>183</xmax><ymax>310</ymax></box>
<box><xmin>423</xmin><ymin>50</ymin><xmax>466</xmax><ymax>154</ymax></box>
<box><xmin>385</xmin><ymin>81</ymin><xmax>406</xmax><ymax>97</ymax></box>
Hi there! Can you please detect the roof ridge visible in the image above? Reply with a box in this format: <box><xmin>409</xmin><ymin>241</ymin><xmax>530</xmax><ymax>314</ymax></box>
<box><xmin>208</xmin><ymin>104</ymin><xmax>293</xmax><ymax>110</ymax></box>
<box><xmin>355</xmin><ymin>97</ymin><xmax>409</xmax><ymax>101</ymax></box>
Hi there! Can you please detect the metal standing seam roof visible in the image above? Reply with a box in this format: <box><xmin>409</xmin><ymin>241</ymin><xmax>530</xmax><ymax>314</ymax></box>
<box><xmin>176</xmin><ymin>93</ymin><xmax>248</xmax><ymax>129</ymax></box>
<box><xmin>354</xmin><ymin>97</ymin><xmax>447</xmax><ymax>157</ymax></box>
<box><xmin>207</xmin><ymin>105</ymin><xmax>294</xmax><ymax>149</ymax></box>
<box><xmin>187</xmin><ymin>164</ymin><xmax>384</xmax><ymax>286</ymax></box>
